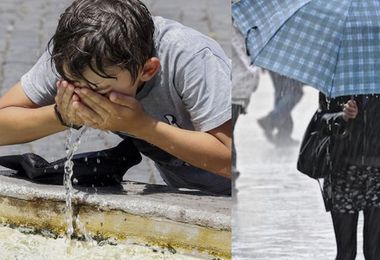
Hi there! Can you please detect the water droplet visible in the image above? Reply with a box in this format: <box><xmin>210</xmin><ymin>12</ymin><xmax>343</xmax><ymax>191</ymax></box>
<box><xmin>97</xmin><ymin>159</ymin><xmax>101</xmax><ymax>164</ymax></box>
<box><xmin>53</xmin><ymin>165</ymin><xmax>59</xmax><ymax>170</ymax></box>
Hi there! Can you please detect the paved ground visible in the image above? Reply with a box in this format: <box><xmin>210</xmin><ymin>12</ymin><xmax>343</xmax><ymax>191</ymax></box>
<box><xmin>233</xmin><ymin>72</ymin><xmax>366</xmax><ymax>260</ymax></box>
<box><xmin>0</xmin><ymin>0</ymin><xmax>231</xmax><ymax>185</ymax></box>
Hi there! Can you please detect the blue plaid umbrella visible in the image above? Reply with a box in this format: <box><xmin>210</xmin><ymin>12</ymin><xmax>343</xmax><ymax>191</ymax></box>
<box><xmin>232</xmin><ymin>0</ymin><xmax>380</xmax><ymax>98</ymax></box>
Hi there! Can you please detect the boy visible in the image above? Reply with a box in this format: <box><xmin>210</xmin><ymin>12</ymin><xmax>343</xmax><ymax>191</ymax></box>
<box><xmin>0</xmin><ymin>0</ymin><xmax>231</xmax><ymax>195</ymax></box>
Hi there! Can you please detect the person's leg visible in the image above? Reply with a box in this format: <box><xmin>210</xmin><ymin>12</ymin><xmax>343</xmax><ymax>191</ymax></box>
<box><xmin>257</xmin><ymin>72</ymin><xmax>278</xmax><ymax>141</ymax></box>
<box><xmin>363</xmin><ymin>207</ymin><xmax>380</xmax><ymax>260</ymax></box>
<box><xmin>258</xmin><ymin>72</ymin><xmax>303</xmax><ymax>145</ymax></box>
<box><xmin>268</xmin><ymin>72</ymin><xmax>303</xmax><ymax>132</ymax></box>
<box><xmin>331</xmin><ymin>211</ymin><xmax>359</xmax><ymax>260</ymax></box>
<box><xmin>271</xmin><ymin>82</ymin><xmax>303</xmax><ymax>128</ymax></box>
<box><xmin>272</xmin><ymin>73</ymin><xmax>284</xmax><ymax>111</ymax></box>
<box><xmin>128</xmin><ymin>138</ymin><xmax>232</xmax><ymax>196</ymax></box>
<box><xmin>156</xmin><ymin>165</ymin><xmax>231</xmax><ymax>195</ymax></box>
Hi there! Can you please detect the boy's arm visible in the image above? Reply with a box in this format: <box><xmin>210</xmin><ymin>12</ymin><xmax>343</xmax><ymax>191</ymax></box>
<box><xmin>142</xmin><ymin>119</ymin><xmax>231</xmax><ymax>178</ymax></box>
<box><xmin>71</xmin><ymin>89</ymin><xmax>231</xmax><ymax>178</ymax></box>
<box><xmin>0</xmin><ymin>82</ymin><xmax>66</xmax><ymax>145</ymax></box>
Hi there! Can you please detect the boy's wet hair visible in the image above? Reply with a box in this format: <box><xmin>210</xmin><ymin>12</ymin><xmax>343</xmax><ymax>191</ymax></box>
<box><xmin>48</xmin><ymin>0</ymin><xmax>154</xmax><ymax>86</ymax></box>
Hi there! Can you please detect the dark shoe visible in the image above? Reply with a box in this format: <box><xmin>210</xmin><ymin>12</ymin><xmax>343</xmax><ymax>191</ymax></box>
<box><xmin>257</xmin><ymin>116</ymin><xmax>274</xmax><ymax>141</ymax></box>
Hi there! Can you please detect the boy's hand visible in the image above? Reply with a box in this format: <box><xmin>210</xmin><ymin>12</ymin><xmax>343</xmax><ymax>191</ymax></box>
<box><xmin>55</xmin><ymin>80</ymin><xmax>85</xmax><ymax>127</ymax></box>
<box><xmin>72</xmin><ymin>88</ymin><xmax>154</xmax><ymax>135</ymax></box>
<box><xmin>342</xmin><ymin>99</ymin><xmax>358</xmax><ymax>122</ymax></box>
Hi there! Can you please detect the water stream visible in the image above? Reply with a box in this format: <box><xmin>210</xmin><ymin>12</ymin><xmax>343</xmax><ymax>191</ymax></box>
<box><xmin>64</xmin><ymin>127</ymin><xmax>89</xmax><ymax>240</ymax></box>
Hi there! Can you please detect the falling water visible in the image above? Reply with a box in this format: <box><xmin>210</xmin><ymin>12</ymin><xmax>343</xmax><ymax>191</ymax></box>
<box><xmin>75</xmin><ymin>215</ymin><xmax>94</xmax><ymax>243</ymax></box>
<box><xmin>64</xmin><ymin>127</ymin><xmax>88</xmax><ymax>239</ymax></box>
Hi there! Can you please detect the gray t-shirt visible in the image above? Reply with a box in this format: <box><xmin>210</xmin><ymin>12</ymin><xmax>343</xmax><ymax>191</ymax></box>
<box><xmin>21</xmin><ymin>16</ymin><xmax>231</xmax><ymax>194</ymax></box>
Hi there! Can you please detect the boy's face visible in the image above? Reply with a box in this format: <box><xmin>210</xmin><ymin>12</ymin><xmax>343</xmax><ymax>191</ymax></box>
<box><xmin>66</xmin><ymin>66</ymin><xmax>143</xmax><ymax>97</ymax></box>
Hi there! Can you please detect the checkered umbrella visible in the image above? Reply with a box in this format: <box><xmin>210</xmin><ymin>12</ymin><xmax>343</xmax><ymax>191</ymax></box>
<box><xmin>232</xmin><ymin>0</ymin><xmax>380</xmax><ymax>98</ymax></box>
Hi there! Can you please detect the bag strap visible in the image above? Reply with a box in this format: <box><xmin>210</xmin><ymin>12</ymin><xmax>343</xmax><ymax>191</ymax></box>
<box><xmin>317</xmin><ymin>169</ymin><xmax>333</xmax><ymax>211</ymax></box>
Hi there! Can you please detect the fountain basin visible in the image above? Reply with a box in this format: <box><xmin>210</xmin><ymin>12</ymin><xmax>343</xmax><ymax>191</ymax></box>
<box><xmin>0</xmin><ymin>171</ymin><xmax>231</xmax><ymax>259</ymax></box>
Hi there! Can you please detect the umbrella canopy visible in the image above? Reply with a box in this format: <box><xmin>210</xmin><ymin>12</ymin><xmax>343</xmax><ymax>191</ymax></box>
<box><xmin>232</xmin><ymin>0</ymin><xmax>380</xmax><ymax>97</ymax></box>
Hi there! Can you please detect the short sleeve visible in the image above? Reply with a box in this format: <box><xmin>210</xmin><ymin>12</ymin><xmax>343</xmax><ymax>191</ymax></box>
<box><xmin>20</xmin><ymin>51</ymin><xmax>59</xmax><ymax>106</ymax></box>
<box><xmin>175</xmin><ymin>48</ymin><xmax>232</xmax><ymax>132</ymax></box>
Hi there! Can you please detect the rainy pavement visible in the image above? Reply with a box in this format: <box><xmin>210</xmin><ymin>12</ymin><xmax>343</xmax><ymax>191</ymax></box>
<box><xmin>232</xmin><ymin>72</ymin><xmax>366</xmax><ymax>260</ymax></box>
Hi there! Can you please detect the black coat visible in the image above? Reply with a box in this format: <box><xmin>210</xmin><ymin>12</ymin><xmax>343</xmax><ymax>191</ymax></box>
<box><xmin>318</xmin><ymin>93</ymin><xmax>380</xmax><ymax>167</ymax></box>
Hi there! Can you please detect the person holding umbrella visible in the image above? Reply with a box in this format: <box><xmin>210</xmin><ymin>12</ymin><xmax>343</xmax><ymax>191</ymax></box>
<box><xmin>233</xmin><ymin>0</ymin><xmax>380</xmax><ymax>258</ymax></box>
<box><xmin>317</xmin><ymin>92</ymin><xmax>380</xmax><ymax>260</ymax></box>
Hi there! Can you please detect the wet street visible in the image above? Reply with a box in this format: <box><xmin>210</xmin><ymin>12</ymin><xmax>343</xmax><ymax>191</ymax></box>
<box><xmin>233</xmin><ymin>72</ymin><xmax>365</xmax><ymax>260</ymax></box>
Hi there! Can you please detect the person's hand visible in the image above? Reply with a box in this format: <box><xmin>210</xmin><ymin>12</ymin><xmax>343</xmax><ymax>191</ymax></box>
<box><xmin>342</xmin><ymin>99</ymin><xmax>358</xmax><ymax>122</ymax></box>
<box><xmin>72</xmin><ymin>88</ymin><xmax>155</xmax><ymax>135</ymax></box>
<box><xmin>54</xmin><ymin>80</ymin><xmax>85</xmax><ymax>127</ymax></box>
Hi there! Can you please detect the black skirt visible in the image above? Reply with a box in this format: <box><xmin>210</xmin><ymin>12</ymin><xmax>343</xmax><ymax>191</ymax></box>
<box><xmin>323</xmin><ymin>165</ymin><xmax>380</xmax><ymax>213</ymax></box>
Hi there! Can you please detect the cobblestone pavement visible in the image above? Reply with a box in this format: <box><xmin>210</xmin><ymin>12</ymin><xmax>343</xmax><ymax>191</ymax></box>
<box><xmin>0</xmin><ymin>0</ymin><xmax>230</xmax><ymax>185</ymax></box>
<box><xmin>233</xmin><ymin>73</ymin><xmax>366</xmax><ymax>260</ymax></box>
